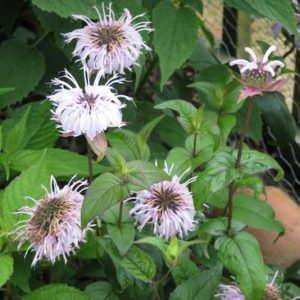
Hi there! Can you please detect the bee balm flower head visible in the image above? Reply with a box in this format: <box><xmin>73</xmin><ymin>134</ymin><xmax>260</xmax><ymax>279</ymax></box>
<box><xmin>48</xmin><ymin>68</ymin><xmax>131</xmax><ymax>140</ymax></box>
<box><xmin>216</xmin><ymin>284</ymin><xmax>246</xmax><ymax>300</ymax></box>
<box><xmin>14</xmin><ymin>176</ymin><xmax>91</xmax><ymax>266</ymax></box>
<box><xmin>64</xmin><ymin>3</ymin><xmax>153</xmax><ymax>74</ymax></box>
<box><xmin>230</xmin><ymin>45</ymin><xmax>286</xmax><ymax>100</ymax></box>
<box><xmin>129</xmin><ymin>164</ymin><xmax>197</xmax><ymax>239</ymax></box>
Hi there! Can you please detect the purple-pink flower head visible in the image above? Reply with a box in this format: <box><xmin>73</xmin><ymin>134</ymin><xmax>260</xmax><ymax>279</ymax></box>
<box><xmin>230</xmin><ymin>45</ymin><xmax>286</xmax><ymax>100</ymax></box>
<box><xmin>64</xmin><ymin>3</ymin><xmax>153</xmax><ymax>74</ymax></box>
<box><xmin>48</xmin><ymin>68</ymin><xmax>131</xmax><ymax>140</ymax></box>
<box><xmin>129</xmin><ymin>165</ymin><xmax>197</xmax><ymax>240</ymax></box>
<box><xmin>216</xmin><ymin>284</ymin><xmax>246</xmax><ymax>300</ymax></box>
<box><xmin>14</xmin><ymin>176</ymin><xmax>92</xmax><ymax>266</ymax></box>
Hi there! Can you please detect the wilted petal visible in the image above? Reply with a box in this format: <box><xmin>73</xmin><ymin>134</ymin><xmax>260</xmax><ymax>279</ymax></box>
<box><xmin>86</xmin><ymin>132</ymin><xmax>108</xmax><ymax>161</ymax></box>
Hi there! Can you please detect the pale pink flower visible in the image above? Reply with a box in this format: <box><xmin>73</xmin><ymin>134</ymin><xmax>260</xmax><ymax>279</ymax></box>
<box><xmin>64</xmin><ymin>3</ymin><xmax>152</xmax><ymax>74</ymax></box>
<box><xmin>48</xmin><ymin>68</ymin><xmax>131</xmax><ymax>140</ymax></box>
<box><xmin>129</xmin><ymin>165</ymin><xmax>197</xmax><ymax>239</ymax></box>
<box><xmin>230</xmin><ymin>45</ymin><xmax>286</xmax><ymax>100</ymax></box>
<box><xmin>216</xmin><ymin>284</ymin><xmax>246</xmax><ymax>300</ymax></box>
<box><xmin>14</xmin><ymin>176</ymin><xmax>92</xmax><ymax>266</ymax></box>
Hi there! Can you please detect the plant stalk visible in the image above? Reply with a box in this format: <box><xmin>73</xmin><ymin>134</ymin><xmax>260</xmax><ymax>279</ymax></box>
<box><xmin>226</xmin><ymin>98</ymin><xmax>255</xmax><ymax>234</ymax></box>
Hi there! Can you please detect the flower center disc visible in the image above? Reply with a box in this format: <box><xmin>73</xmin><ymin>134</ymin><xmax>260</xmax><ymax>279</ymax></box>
<box><xmin>151</xmin><ymin>186</ymin><xmax>181</xmax><ymax>212</ymax></box>
<box><xmin>28</xmin><ymin>197</ymin><xmax>72</xmax><ymax>242</ymax></box>
<box><xmin>79</xmin><ymin>93</ymin><xmax>97</xmax><ymax>107</ymax></box>
<box><xmin>97</xmin><ymin>24</ymin><xmax>125</xmax><ymax>51</ymax></box>
<box><xmin>244</xmin><ymin>68</ymin><xmax>272</xmax><ymax>88</ymax></box>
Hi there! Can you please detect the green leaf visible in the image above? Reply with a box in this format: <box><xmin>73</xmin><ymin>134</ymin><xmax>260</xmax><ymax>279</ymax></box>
<box><xmin>257</xmin><ymin>92</ymin><xmax>296</xmax><ymax>146</ymax></box>
<box><xmin>217</xmin><ymin>232</ymin><xmax>265</xmax><ymax>300</ymax></box>
<box><xmin>0</xmin><ymin>87</ymin><xmax>15</xmax><ymax>95</ymax></box>
<box><xmin>192</xmin><ymin>151</ymin><xmax>239</xmax><ymax>208</ymax></box>
<box><xmin>32</xmin><ymin>0</ymin><xmax>100</xmax><ymax>19</ymax></box>
<box><xmin>197</xmin><ymin>64</ymin><xmax>230</xmax><ymax>82</ymax></box>
<box><xmin>1</xmin><ymin>162</ymin><xmax>50</xmax><ymax>231</ymax></box>
<box><xmin>24</xmin><ymin>284</ymin><xmax>88</xmax><ymax>300</ymax></box>
<box><xmin>84</xmin><ymin>282</ymin><xmax>118</xmax><ymax>300</ymax></box>
<box><xmin>107</xmin><ymin>129</ymin><xmax>141</xmax><ymax>161</ymax></box>
<box><xmin>153</xmin><ymin>0</ymin><xmax>199</xmax><ymax>88</ymax></box>
<box><xmin>81</xmin><ymin>173</ymin><xmax>129</xmax><ymax>227</ymax></box>
<box><xmin>170</xmin><ymin>264</ymin><xmax>222</xmax><ymax>300</ymax></box>
<box><xmin>171</xmin><ymin>254</ymin><xmax>199</xmax><ymax>285</ymax></box>
<box><xmin>218</xmin><ymin>114</ymin><xmax>236</xmax><ymax>142</ymax></box>
<box><xmin>3</xmin><ymin>106</ymin><xmax>31</xmax><ymax>154</ymax></box>
<box><xmin>166</xmin><ymin>147</ymin><xmax>193</xmax><ymax>175</ymax></box>
<box><xmin>10</xmin><ymin>148</ymin><xmax>107</xmax><ymax>178</ymax></box>
<box><xmin>155</xmin><ymin>100</ymin><xmax>197</xmax><ymax>133</ymax></box>
<box><xmin>189</xmin><ymin>39</ymin><xmax>217</xmax><ymax>71</ymax></box>
<box><xmin>101</xmin><ymin>238</ymin><xmax>156</xmax><ymax>282</ymax></box>
<box><xmin>106</xmin><ymin>147</ymin><xmax>128</xmax><ymax>174</ymax></box>
<box><xmin>0</xmin><ymin>40</ymin><xmax>45</xmax><ymax>107</ymax></box>
<box><xmin>233</xmin><ymin>194</ymin><xmax>284</xmax><ymax>233</ymax></box>
<box><xmin>137</xmin><ymin>115</ymin><xmax>164</xmax><ymax>159</ymax></box>
<box><xmin>126</xmin><ymin>160</ymin><xmax>170</xmax><ymax>190</ymax></box>
<box><xmin>135</xmin><ymin>236</ymin><xmax>168</xmax><ymax>258</ymax></box>
<box><xmin>225</xmin><ymin>0</ymin><xmax>298</xmax><ymax>37</ymax></box>
<box><xmin>10</xmin><ymin>253</ymin><xmax>31</xmax><ymax>293</ymax></box>
<box><xmin>107</xmin><ymin>223</ymin><xmax>135</xmax><ymax>255</ymax></box>
<box><xmin>238</xmin><ymin>149</ymin><xmax>284</xmax><ymax>181</ymax></box>
<box><xmin>7</xmin><ymin>101</ymin><xmax>58</xmax><ymax>149</ymax></box>
<box><xmin>0</xmin><ymin>255</ymin><xmax>13</xmax><ymax>288</ymax></box>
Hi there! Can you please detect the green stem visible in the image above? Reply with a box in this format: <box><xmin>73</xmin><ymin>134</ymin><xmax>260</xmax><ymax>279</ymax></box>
<box><xmin>235</xmin><ymin>98</ymin><xmax>256</xmax><ymax>168</ymax></box>
<box><xmin>152</xmin><ymin>284</ymin><xmax>162</xmax><ymax>300</ymax></box>
<box><xmin>31</xmin><ymin>32</ymin><xmax>49</xmax><ymax>48</ymax></box>
<box><xmin>87</xmin><ymin>143</ymin><xmax>94</xmax><ymax>183</ymax></box>
<box><xmin>226</xmin><ymin>98</ymin><xmax>255</xmax><ymax>234</ymax></box>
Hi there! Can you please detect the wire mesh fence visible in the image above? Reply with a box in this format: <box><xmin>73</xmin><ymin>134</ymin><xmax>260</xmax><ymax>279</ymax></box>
<box><xmin>202</xmin><ymin>0</ymin><xmax>300</xmax><ymax>202</ymax></box>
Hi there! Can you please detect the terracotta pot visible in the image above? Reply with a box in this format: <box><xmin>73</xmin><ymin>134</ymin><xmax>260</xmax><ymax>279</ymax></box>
<box><xmin>245</xmin><ymin>186</ymin><xmax>300</xmax><ymax>269</ymax></box>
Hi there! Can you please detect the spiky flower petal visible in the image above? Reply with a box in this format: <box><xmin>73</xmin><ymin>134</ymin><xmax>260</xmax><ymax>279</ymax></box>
<box><xmin>64</xmin><ymin>3</ymin><xmax>153</xmax><ymax>74</ymax></box>
<box><xmin>230</xmin><ymin>45</ymin><xmax>286</xmax><ymax>100</ymax></box>
<box><xmin>48</xmin><ymin>68</ymin><xmax>131</xmax><ymax>140</ymax></box>
<box><xmin>15</xmin><ymin>176</ymin><xmax>91</xmax><ymax>266</ymax></box>
<box><xmin>129</xmin><ymin>165</ymin><xmax>197</xmax><ymax>239</ymax></box>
